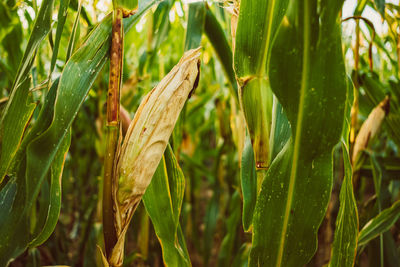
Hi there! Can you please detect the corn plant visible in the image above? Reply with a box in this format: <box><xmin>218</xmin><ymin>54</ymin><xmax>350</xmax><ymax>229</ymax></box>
<box><xmin>1</xmin><ymin>0</ymin><xmax>400</xmax><ymax>266</ymax></box>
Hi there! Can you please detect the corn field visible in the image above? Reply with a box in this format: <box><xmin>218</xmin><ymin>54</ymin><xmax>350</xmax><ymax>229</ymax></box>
<box><xmin>1</xmin><ymin>0</ymin><xmax>400</xmax><ymax>266</ymax></box>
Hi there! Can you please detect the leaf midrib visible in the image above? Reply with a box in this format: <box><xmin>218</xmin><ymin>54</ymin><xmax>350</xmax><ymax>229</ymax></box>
<box><xmin>275</xmin><ymin>1</ymin><xmax>310</xmax><ymax>266</ymax></box>
<box><xmin>258</xmin><ymin>0</ymin><xmax>276</xmax><ymax>76</ymax></box>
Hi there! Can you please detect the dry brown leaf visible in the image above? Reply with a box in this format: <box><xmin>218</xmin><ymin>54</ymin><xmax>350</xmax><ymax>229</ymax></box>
<box><xmin>352</xmin><ymin>96</ymin><xmax>390</xmax><ymax>164</ymax></box>
<box><xmin>107</xmin><ymin>47</ymin><xmax>201</xmax><ymax>266</ymax></box>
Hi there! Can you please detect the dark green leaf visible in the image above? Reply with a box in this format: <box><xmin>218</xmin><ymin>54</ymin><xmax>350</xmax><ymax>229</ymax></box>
<box><xmin>204</xmin><ymin>7</ymin><xmax>238</xmax><ymax>100</ymax></box>
<box><xmin>250</xmin><ymin>1</ymin><xmax>347</xmax><ymax>265</ymax></box>
<box><xmin>184</xmin><ymin>2</ymin><xmax>205</xmax><ymax>51</ymax></box>
<box><xmin>329</xmin><ymin>143</ymin><xmax>358</xmax><ymax>267</ymax></box>
<box><xmin>0</xmin><ymin>0</ymin><xmax>55</xmax><ymax>182</ymax></box>
<box><xmin>240</xmin><ymin>136</ymin><xmax>257</xmax><ymax>231</ymax></box>
<box><xmin>374</xmin><ymin>0</ymin><xmax>385</xmax><ymax>17</ymax></box>
<box><xmin>29</xmin><ymin>130</ymin><xmax>71</xmax><ymax>247</ymax></box>
<box><xmin>218</xmin><ymin>191</ymin><xmax>241</xmax><ymax>266</ymax></box>
<box><xmin>0</xmin><ymin>78</ymin><xmax>36</xmax><ymax>182</ymax></box>
<box><xmin>358</xmin><ymin>199</ymin><xmax>400</xmax><ymax>246</ymax></box>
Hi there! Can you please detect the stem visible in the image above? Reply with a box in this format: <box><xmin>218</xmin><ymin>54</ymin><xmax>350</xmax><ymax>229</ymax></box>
<box><xmin>103</xmin><ymin>126</ymin><xmax>119</xmax><ymax>256</ymax></box>
<box><xmin>103</xmin><ymin>8</ymin><xmax>123</xmax><ymax>258</ymax></box>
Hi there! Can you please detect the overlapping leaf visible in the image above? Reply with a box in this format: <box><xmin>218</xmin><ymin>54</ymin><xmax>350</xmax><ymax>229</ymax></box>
<box><xmin>0</xmin><ymin>0</ymin><xmax>55</xmax><ymax>183</ymax></box>
<box><xmin>234</xmin><ymin>0</ymin><xmax>289</xmax><ymax>169</ymax></box>
<box><xmin>329</xmin><ymin>80</ymin><xmax>358</xmax><ymax>267</ymax></box>
<box><xmin>204</xmin><ymin>7</ymin><xmax>238</xmax><ymax>99</ymax></box>
<box><xmin>0</xmin><ymin>1</ymin><xmax>159</xmax><ymax>263</ymax></box>
<box><xmin>143</xmin><ymin>145</ymin><xmax>190</xmax><ymax>267</ymax></box>
<box><xmin>240</xmin><ymin>136</ymin><xmax>256</xmax><ymax>231</ymax></box>
<box><xmin>249</xmin><ymin>1</ymin><xmax>347</xmax><ymax>266</ymax></box>
<box><xmin>358</xmin><ymin>199</ymin><xmax>400</xmax><ymax>246</ymax></box>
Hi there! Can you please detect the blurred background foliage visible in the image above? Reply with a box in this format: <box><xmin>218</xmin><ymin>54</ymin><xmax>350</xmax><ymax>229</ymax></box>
<box><xmin>0</xmin><ymin>0</ymin><xmax>399</xmax><ymax>266</ymax></box>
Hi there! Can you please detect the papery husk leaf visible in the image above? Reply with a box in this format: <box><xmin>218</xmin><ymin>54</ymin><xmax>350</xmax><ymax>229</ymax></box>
<box><xmin>352</xmin><ymin>96</ymin><xmax>390</xmax><ymax>164</ymax></box>
<box><xmin>108</xmin><ymin>47</ymin><xmax>201</xmax><ymax>266</ymax></box>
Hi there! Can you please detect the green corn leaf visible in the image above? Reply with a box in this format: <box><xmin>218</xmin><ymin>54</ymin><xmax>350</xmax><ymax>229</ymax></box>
<box><xmin>0</xmin><ymin>78</ymin><xmax>59</xmax><ymax>264</ymax></box>
<box><xmin>184</xmin><ymin>2</ymin><xmax>205</xmax><ymax>51</ymax></box>
<box><xmin>26</xmin><ymin>4</ymin><xmax>77</xmax><ymax>246</ymax></box>
<box><xmin>0</xmin><ymin>1</ymin><xmax>23</xmax><ymax>75</ymax></box>
<box><xmin>0</xmin><ymin>161</ymin><xmax>30</xmax><ymax>264</ymax></box>
<box><xmin>249</xmin><ymin>0</ymin><xmax>347</xmax><ymax>266</ymax></box>
<box><xmin>218</xmin><ymin>191</ymin><xmax>241</xmax><ymax>266</ymax></box>
<box><xmin>0</xmin><ymin>1</ymin><xmax>158</xmax><ymax>263</ymax></box>
<box><xmin>382</xmin><ymin>231</ymin><xmax>400</xmax><ymax>267</ymax></box>
<box><xmin>66</xmin><ymin>0</ymin><xmax>82</xmax><ymax>61</ymax></box>
<box><xmin>204</xmin><ymin>7</ymin><xmax>238</xmax><ymax>101</ymax></box>
<box><xmin>358</xmin><ymin>199</ymin><xmax>400</xmax><ymax>247</ymax></box>
<box><xmin>29</xmin><ymin>129</ymin><xmax>71</xmax><ymax>247</ymax></box>
<box><xmin>329</xmin><ymin>79</ymin><xmax>358</xmax><ymax>267</ymax></box>
<box><xmin>25</xmin><ymin>16</ymin><xmax>111</xmax><ymax>220</ymax></box>
<box><xmin>234</xmin><ymin>0</ymin><xmax>289</xmax><ymax>78</ymax></box>
<box><xmin>0</xmin><ymin>177</ymin><xmax>17</xmax><ymax>228</ymax></box>
<box><xmin>374</xmin><ymin>0</ymin><xmax>386</xmax><ymax>17</ymax></box>
<box><xmin>0</xmin><ymin>0</ymin><xmax>55</xmax><ymax>183</ymax></box>
<box><xmin>268</xmin><ymin>96</ymin><xmax>291</xmax><ymax>164</ymax></box>
<box><xmin>370</xmin><ymin>153</ymin><xmax>385</xmax><ymax>266</ymax></box>
<box><xmin>354</xmin><ymin>0</ymin><xmax>369</xmax><ymax>16</ymax></box>
<box><xmin>49</xmin><ymin>0</ymin><xmax>70</xmax><ymax>75</ymax></box>
<box><xmin>0</xmin><ymin>78</ymin><xmax>36</xmax><ymax>183</ymax></box>
<box><xmin>143</xmin><ymin>145</ymin><xmax>190</xmax><ymax>267</ymax></box>
<box><xmin>24</xmin><ymin>0</ymin><xmax>157</xmax><ymax>216</ymax></box>
<box><xmin>329</xmin><ymin>143</ymin><xmax>358</xmax><ymax>267</ymax></box>
<box><xmin>3</xmin><ymin>0</ymin><xmax>54</xmax><ymax>97</ymax></box>
<box><xmin>147</xmin><ymin>0</ymin><xmax>173</xmax><ymax>68</ymax></box>
<box><xmin>240</xmin><ymin>136</ymin><xmax>257</xmax><ymax>232</ymax></box>
<box><xmin>172</xmin><ymin>0</ymin><xmax>205</xmax><ymax>155</ymax></box>
<box><xmin>371</xmin><ymin>154</ymin><xmax>383</xmax><ymax>202</ymax></box>
<box><xmin>203</xmin><ymin>185</ymin><xmax>219</xmax><ymax>265</ymax></box>
<box><xmin>114</xmin><ymin>0</ymin><xmax>138</xmax><ymax>10</ymax></box>
<box><xmin>0</xmin><ymin>176</ymin><xmax>31</xmax><ymax>266</ymax></box>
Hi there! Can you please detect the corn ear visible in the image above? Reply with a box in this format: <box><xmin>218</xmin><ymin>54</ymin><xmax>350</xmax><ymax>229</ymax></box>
<box><xmin>108</xmin><ymin>47</ymin><xmax>201</xmax><ymax>266</ymax></box>
<box><xmin>352</xmin><ymin>96</ymin><xmax>390</xmax><ymax>164</ymax></box>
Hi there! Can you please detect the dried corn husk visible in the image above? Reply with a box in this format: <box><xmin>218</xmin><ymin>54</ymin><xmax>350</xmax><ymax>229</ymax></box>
<box><xmin>352</xmin><ymin>96</ymin><xmax>390</xmax><ymax>164</ymax></box>
<box><xmin>230</xmin><ymin>1</ymin><xmax>239</xmax><ymax>52</ymax></box>
<box><xmin>108</xmin><ymin>47</ymin><xmax>201</xmax><ymax>266</ymax></box>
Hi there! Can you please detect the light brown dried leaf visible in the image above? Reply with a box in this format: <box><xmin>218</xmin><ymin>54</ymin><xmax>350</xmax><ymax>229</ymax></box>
<box><xmin>108</xmin><ymin>47</ymin><xmax>201</xmax><ymax>266</ymax></box>
<box><xmin>352</xmin><ymin>96</ymin><xmax>390</xmax><ymax>164</ymax></box>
